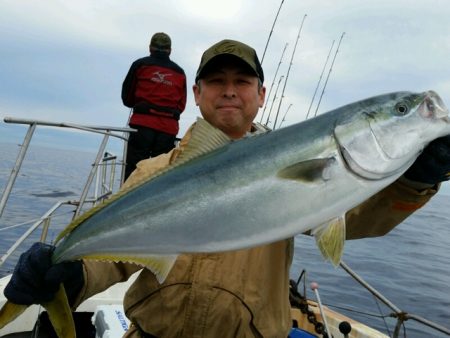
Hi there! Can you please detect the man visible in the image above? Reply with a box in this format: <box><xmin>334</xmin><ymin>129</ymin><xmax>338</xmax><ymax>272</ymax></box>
<box><xmin>5</xmin><ymin>39</ymin><xmax>450</xmax><ymax>338</ymax></box>
<box><xmin>122</xmin><ymin>32</ymin><xmax>187</xmax><ymax>180</ymax></box>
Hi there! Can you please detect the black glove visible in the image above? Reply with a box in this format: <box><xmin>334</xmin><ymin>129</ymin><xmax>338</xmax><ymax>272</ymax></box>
<box><xmin>4</xmin><ymin>242</ymin><xmax>84</xmax><ymax>305</ymax></box>
<box><xmin>404</xmin><ymin>135</ymin><xmax>450</xmax><ymax>185</ymax></box>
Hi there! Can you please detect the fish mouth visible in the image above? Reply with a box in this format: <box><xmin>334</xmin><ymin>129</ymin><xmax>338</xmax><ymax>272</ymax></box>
<box><xmin>418</xmin><ymin>90</ymin><xmax>450</xmax><ymax>120</ymax></box>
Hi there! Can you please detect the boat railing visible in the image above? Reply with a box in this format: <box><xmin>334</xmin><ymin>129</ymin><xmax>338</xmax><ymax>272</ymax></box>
<box><xmin>0</xmin><ymin>117</ymin><xmax>135</xmax><ymax>218</ymax></box>
<box><xmin>0</xmin><ymin>117</ymin><xmax>135</xmax><ymax>267</ymax></box>
<box><xmin>292</xmin><ymin>262</ymin><xmax>450</xmax><ymax>338</ymax></box>
<box><xmin>338</xmin><ymin>261</ymin><xmax>450</xmax><ymax>337</ymax></box>
<box><xmin>1</xmin><ymin>200</ymin><xmax>70</xmax><ymax>266</ymax></box>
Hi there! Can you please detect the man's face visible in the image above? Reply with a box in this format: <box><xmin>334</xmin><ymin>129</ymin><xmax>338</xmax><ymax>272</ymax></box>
<box><xmin>193</xmin><ymin>60</ymin><xmax>265</xmax><ymax>139</ymax></box>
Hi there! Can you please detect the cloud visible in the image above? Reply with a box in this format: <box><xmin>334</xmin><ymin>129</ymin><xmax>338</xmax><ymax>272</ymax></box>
<box><xmin>0</xmin><ymin>0</ymin><xmax>449</xmax><ymax>136</ymax></box>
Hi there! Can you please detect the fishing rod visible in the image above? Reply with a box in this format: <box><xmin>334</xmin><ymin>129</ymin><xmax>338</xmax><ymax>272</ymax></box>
<box><xmin>273</xmin><ymin>14</ymin><xmax>307</xmax><ymax>130</ymax></box>
<box><xmin>313</xmin><ymin>32</ymin><xmax>345</xmax><ymax>117</ymax></box>
<box><xmin>305</xmin><ymin>39</ymin><xmax>335</xmax><ymax>120</ymax></box>
<box><xmin>277</xmin><ymin>103</ymin><xmax>292</xmax><ymax>129</ymax></box>
<box><xmin>265</xmin><ymin>75</ymin><xmax>285</xmax><ymax>126</ymax></box>
<box><xmin>259</xmin><ymin>43</ymin><xmax>288</xmax><ymax>124</ymax></box>
<box><xmin>260</xmin><ymin>0</ymin><xmax>286</xmax><ymax>65</ymax></box>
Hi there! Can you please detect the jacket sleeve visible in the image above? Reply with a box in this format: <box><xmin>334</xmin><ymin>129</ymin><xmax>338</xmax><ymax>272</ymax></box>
<box><xmin>121</xmin><ymin>62</ymin><xmax>139</xmax><ymax>108</ymax></box>
<box><xmin>178</xmin><ymin>75</ymin><xmax>187</xmax><ymax>113</ymax></box>
<box><xmin>345</xmin><ymin>180</ymin><xmax>439</xmax><ymax>239</ymax></box>
<box><xmin>72</xmin><ymin>261</ymin><xmax>142</xmax><ymax>308</ymax></box>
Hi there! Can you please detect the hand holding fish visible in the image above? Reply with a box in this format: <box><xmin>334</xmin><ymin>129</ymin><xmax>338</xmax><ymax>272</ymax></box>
<box><xmin>4</xmin><ymin>243</ymin><xmax>83</xmax><ymax>306</ymax></box>
<box><xmin>404</xmin><ymin>135</ymin><xmax>450</xmax><ymax>185</ymax></box>
<box><xmin>1</xmin><ymin>243</ymin><xmax>83</xmax><ymax>337</ymax></box>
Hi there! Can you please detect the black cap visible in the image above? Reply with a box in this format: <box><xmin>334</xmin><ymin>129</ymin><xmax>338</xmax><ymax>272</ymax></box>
<box><xmin>195</xmin><ymin>39</ymin><xmax>264</xmax><ymax>83</ymax></box>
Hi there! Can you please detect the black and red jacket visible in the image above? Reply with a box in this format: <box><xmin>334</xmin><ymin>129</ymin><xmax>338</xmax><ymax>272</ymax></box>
<box><xmin>122</xmin><ymin>51</ymin><xmax>187</xmax><ymax>135</ymax></box>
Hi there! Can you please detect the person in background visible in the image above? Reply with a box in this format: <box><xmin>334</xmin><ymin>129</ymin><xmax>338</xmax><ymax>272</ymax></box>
<box><xmin>122</xmin><ymin>32</ymin><xmax>187</xmax><ymax>180</ymax></box>
<box><xmin>5</xmin><ymin>39</ymin><xmax>450</xmax><ymax>338</ymax></box>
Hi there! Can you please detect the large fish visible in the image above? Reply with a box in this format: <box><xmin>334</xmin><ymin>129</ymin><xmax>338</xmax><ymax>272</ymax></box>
<box><xmin>1</xmin><ymin>91</ymin><xmax>449</xmax><ymax>337</ymax></box>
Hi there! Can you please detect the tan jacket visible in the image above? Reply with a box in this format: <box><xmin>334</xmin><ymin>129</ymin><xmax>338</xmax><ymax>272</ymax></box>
<box><xmin>74</xmin><ymin>123</ymin><xmax>438</xmax><ymax>338</ymax></box>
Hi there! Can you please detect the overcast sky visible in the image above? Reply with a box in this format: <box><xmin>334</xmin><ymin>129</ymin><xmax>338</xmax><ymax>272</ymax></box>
<box><xmin>1</xmin><ymin>0</ymin><xmax>449</xmax><ymax>137</ymax></box>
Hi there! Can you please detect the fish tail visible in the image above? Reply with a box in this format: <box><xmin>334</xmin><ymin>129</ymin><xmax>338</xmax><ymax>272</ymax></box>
<box><xmin>0</xmin><ymin>301</ymin><xmax>28</xmax><ymax>329</ymax></box>
<box><xmin>42</xmin><ymin>284</ymin><xmax>76</xmax><ymax>338</ymax></box>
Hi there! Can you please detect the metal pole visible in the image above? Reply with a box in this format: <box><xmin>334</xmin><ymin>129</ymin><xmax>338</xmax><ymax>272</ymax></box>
<box><xmin>94</xmin><ymin>157</ymin><xmax>101</xmax><ymax>202</ymax></box>
<box><xmin>121</xmin><ymin>108</ymin><xmax>133</xmax><ymax>186</ymax></box>
<box><xmin>74</xmin><ymin>132</ymin><xmax>110</xmax><ymax>218</ymax></box>
<box><xmin>339</xmin><ymin>261</ymin><xmax>402</xmax><ymax>313</ymax></box>
<box><xmin>0</xmin><ymin>201</ymin><xmax>64</xmax><ymax>266</ymax></box>
<box><xmin>406</xmin><ymin>313</ymin><xmax>450</xmax><ymax>336</ymax></box>
<box><xmin>39</xmin><ymin>217</ymin><xmax>51</xmax><ymax>242</ymax></box>
<box><xmin>0</xmin><ymin>123</ymin><xmax>36</xmax><ymax>218</ymax></box>
<box><xmin>3</xmin><ymin>116</ymin><xmax>133</xmax><ymax>136</ymax></box>
<box><xmin>311</xmin><ymin>282</ymin><xmax>331</xmax><ymax>337</ymax></box>
<box><xmin>121</xmin><ymin>131</ymin><xmax>129</xmax><ymax>186</ymax></box>
<box><xmin>101</xmin><ymin>155</ymin><xmax>107</xmax><ymax>196</ymax></box>
<box><xmin>109</xmin><ymin>157</ymin><xmax>116</xmax><ymax>193</ymax></box>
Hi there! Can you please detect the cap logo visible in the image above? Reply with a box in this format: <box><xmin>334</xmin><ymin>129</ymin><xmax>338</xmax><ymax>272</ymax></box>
<box><xmin>214</xmin><ymin>41</ymin><xmax>242</xmax><ymax>57</ymax></box>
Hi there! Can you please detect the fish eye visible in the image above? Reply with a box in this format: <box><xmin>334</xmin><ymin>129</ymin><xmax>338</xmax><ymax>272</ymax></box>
<box><xmin>394</xmin><ymin>102</ymin><xmax>409</xmax><ymax>116</ymax></box>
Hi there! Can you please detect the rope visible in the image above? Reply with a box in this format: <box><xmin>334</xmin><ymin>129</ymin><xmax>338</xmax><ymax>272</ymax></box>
<box><xmin>0</xmin><ymin>218</ymin><xmax>42</xmax><ymax>231</ymax></box>
<box><xmin>0</xmin><ymin>209</ymin><xmax>75</xmax><ymax>232</ymax></box>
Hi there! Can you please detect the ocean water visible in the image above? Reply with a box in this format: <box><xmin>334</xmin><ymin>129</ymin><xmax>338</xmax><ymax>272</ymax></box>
<box><xmin>0</xmin><ymin>142</ymin><xmax>449</xmax><ymax>337</ymax></box>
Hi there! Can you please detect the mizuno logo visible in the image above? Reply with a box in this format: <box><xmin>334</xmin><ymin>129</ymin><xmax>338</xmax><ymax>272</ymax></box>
<box><xmin>151</xmin><ymin>71</ymin><xmax>173</xmax><ymax>85</ymax></box>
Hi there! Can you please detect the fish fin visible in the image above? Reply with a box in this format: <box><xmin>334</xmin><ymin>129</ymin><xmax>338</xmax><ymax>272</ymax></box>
<box><xmin>313</xmin><ymin>215</ymin><xmax>346</xmax><ymax>266</ymax></box>
<box><xmin>0</xmin><ymin>301</ymin><xmax>28</xmax><ymax>329</ymax></box>
<box><xmin>83</xmin><ymin>253</ymin><xmax>178</xmax><ymax>284</ymax></box>
<box><xmin>172</xmin><ymin>117</ymin><xmax>232</xmax><ymax>165</ymax></box>
<box><xmin>277</xmin><ymin>157</ymin><xmax>336</xmax><ymax>182</ymax></box>
<box><xmin>56</xmin><ymin>118</ymin><xmax>232</xmax><ymax>244</ymax></box>
<box><xmin>127</xmin><ymin>254</ymin><xmax>177</xmax><ymax>283</ymax></box>
<box><xmin>42</xmin><ymin>284</ymin><xmax>75</xmax><ymax>338</ymax></box>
